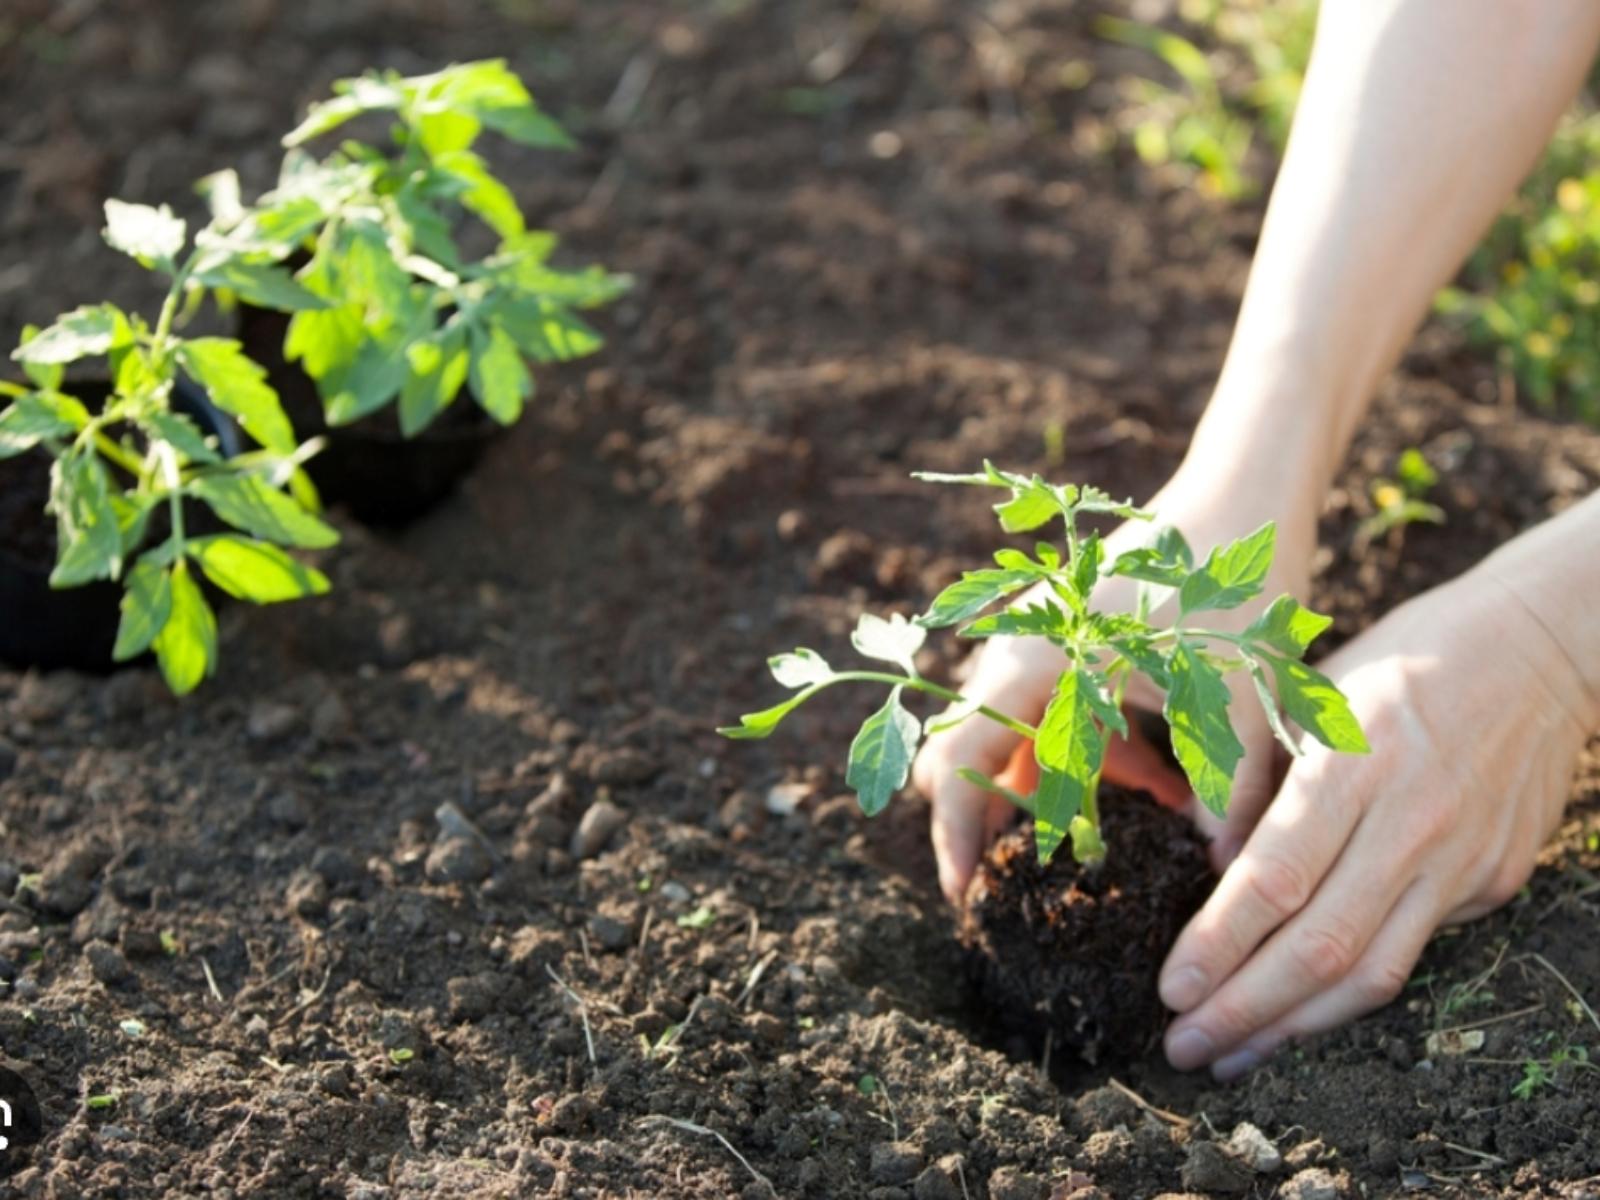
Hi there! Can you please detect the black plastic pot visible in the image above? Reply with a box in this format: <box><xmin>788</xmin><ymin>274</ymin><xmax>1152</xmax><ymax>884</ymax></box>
<box><xmin>0</xmin><ymin>379</ymin><xmax>241</xmax><ymax>673</ymax></box>
<box><xmin>238</xmin><ymin>305</ymin><xmax>504</xmax><ymax>528</ymax></box>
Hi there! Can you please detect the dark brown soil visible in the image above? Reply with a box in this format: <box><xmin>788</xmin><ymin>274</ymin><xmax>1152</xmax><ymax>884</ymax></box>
<box><xmin>0</xmin><ymin>450</ymin><xmax>57</xmax><ymax>570</ymax></box>
<box><xmin>1</xmin><ymin>1</ymin><xmax>1599</xmax><ymax>1198</ymax></box>
<box><xmin>961</xmin><ymin>796</ymin><xmax>1212</xmax><ymax>1068</ymax></box>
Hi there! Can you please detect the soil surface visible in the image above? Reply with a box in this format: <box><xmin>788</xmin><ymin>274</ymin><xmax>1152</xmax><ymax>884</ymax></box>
<box><xmin>2</xmin><ymin>1</ymin><xmax>1600</xmax><ymax>1197</ymax></box>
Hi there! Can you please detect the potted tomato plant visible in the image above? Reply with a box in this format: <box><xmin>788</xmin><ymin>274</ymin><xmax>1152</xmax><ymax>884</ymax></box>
<box><xmin>219</xmin><ymin>59</ymin><xmax>631</xmax><ymax>525</ymax></box>
<box><xmin>0</xmin><ymin>199</ymin><xmax>336</xmax><ymax>692</ymax></box>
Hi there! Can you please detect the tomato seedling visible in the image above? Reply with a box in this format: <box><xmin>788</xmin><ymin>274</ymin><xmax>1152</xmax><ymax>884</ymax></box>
<box><xmin>1359</xmin><ymin>447</ymin><xmax>1445</xmax><ymax>546</ymax></box>
<box><xmin>721</xmin><ymin>463</ymin><xmax>1369</xmax><ymax>864</ymax></box>
<box><xmin>213</xmin><ymin>58</ymin><xmax>630</xmax><ymax>436</ymax></box>
<box><xmin>1</xmin><ymin>199</ymin><xmax>336</xmax><ymax>695</ymax></box>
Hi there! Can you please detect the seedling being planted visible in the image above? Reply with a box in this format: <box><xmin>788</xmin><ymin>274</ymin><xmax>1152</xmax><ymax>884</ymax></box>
<box><xmin>0</xmin><ymin>199</ymin><xmax>336</xmax><ymax>694</ymax></box>
<box><xmin>224</xmin><ymin>58</ymin><xmax>630</xmax><ymax>438</ymax></box>
<box><xmin>722</xmin><ymin>463</ymin><xmax>1368</xmax><ymax>868</ymax></box>
<box><xmin>1359</xmin><ymin>447</ymin><xmax>1445</xmax><ymax>547</ymax></box>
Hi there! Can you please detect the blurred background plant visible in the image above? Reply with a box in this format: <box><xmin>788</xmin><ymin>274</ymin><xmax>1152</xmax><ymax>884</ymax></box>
<box><xmin>1101</xmin><ymin>1</ymin><xmax>1600</xmax><ymax>428</ymax></box>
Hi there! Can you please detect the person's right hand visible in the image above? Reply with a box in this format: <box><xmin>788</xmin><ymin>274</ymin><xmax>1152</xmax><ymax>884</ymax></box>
<box><xmin>911</xmin><ymin>468</ymin><xmax>1318</xmax><ymax>904</ymax></box>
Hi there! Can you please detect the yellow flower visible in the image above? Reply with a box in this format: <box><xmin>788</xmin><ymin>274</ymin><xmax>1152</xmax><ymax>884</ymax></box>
<box><xmin>1558</xmin><ymin>178</ymin><xmax>1588</xmax><ymax>214</ymax></box>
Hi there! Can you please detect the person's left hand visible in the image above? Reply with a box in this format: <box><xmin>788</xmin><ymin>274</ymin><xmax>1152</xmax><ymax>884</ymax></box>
<box><xmin>1158</xmin><ymin>566</ymin><xmax>1598</xmax><ymax>1081</ymax></box>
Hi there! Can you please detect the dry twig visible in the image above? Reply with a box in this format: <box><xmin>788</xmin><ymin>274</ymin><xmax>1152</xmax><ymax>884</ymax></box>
<box><xmin>637</xmin><ymin>1115</ymin><xmax>776</xmax><ymax>1197</ymax></box>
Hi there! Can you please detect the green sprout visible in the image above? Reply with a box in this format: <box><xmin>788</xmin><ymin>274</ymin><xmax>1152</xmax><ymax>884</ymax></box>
<box><xmin>216</xmin><ymin>58</ymin><xmax>630</xmax><ymax>437</ymax></box>
<box><xmin>1</xmin><ymin>200</ymin><xmax>336</xmax><ymax>694</ymax></box>
<box><xmin>721</xmin><ymin>464</ymin><xmax>1369</xmax><ymax>865</ymax></box>
<box><xmin>1512</xmin><ymin>1039</ymin><xmax>1591</xmax><ymax>1101</ymax></box>
<box><xmin>1359</xmin><ymin>448</ymin><xmax>1445</xmax><ymax>546</ymax></box>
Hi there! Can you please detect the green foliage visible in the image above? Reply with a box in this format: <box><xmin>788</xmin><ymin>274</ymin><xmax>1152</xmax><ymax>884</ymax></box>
<box><xmin>223</xmin><ymin>59</ymin><xmax>630</xmax><ymax>436</ymax></box>
<box><xmin>720</xmin><ymin>463</ymin><xmax>1368</xmax><ymax>865</ymax></box>
<box><xmin>1512</xmin><ymin>1037</ymin><xmax>1591</xmax><ymax>1102</ymax></box>
<box><xmin>1437</xmin><ymin>113</ymin><xmax>1600</xmax><ymax>424</ymax></box>
<box><xmin>1098</xmin><ymin>0</ymin><xmax>1317</xmax><ymax>199</ymax></box>
<box><xmin>1359</xmin><ymin>447</ymin><xmax>1445</xmax><ymax>545</ymax></box>
<box><xmin>2</xmin><ymin>199</ymin><xmax>333</xmax><ymax>696</ymax></box>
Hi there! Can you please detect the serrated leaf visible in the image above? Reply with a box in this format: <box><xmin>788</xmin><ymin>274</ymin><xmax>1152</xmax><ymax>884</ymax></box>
<box><xmin>191</xmin><ymin>534</ymin><xmax>331</xmax><ymax>603</ymax></box>
<box><xmin>49</xmin><ymin>455</ymin><xmax>122</xmax><ymax>586</ymax></box>
<box><xmin>322</xmin><ymin>337</ymin><xmax>412</xmax><ymax>425</ymax></box>
<box><xmin>14</xmin><ymin>305</ymin><xmax>131</xmax><ymax>365</ymax></box>
<box><xmin>1241</xmin><ymin>595</ymin><xmax>1332</xmax><ymax>660</ymax></box>
<box><xmin>845</xmin><ymin>688</ymin><xmax>921</xmax><ymax>817</ymax></box>
<box><xmin>192</xmin><ymin>261</ymin><xmax>329</xmax><ymax>313</ymax></box>
<box><xmin>469</xmin><ymin>322</ymin><xmax>531</xmax><ymax>424</ymax></box>
<box><xmin>0</xmin><ymin>394</ymin><xmax>83</xmax><ymax>457</ymax></box>
<box><xmin>1071</xmin><ymin>530</ymin><xmax>1102</xmax><ymax>598</ymax></box>
<box><xmin>768</xmin><ymin>648</ymin><xmax>834</xmax><ymax>689</ymax></box>
<box><xmin>960</xmin><ymin>601</ymin><xmax>1067</xmax><ymax>640</ymax></box>
<box><xmin>1032</xmin><ymin>669</ymin><xmax>1114</xmax><ymax>862</ymax></box>
<box><xmin>1178</xmin><ymin>522</ymin><xmax>1277</xmax><ymax>615</ymax></box>
<box><xmin>286</xmin><ymin>303</ymin><xmax>366</xmax><ymax>382</ymax></box>
<box><xmin>917</xmin><ymin>569</ymin><xmax>1036</xmax><ymax>629</ymax></box>
<box><xmin>995</xmin><ymin>480</ymin><xmax>1064</xmax><ymax>533</ymax></box>
<box><xmin>1110</xmin><ymin>636</ymin><xmax>1171</xmax><ymax>690</ymax></box>
<box><xmin>143</xmin><ymin>411</ymin><xmax>221</xmax><ymax>465</ymax></box>
<box><xmin>435</xmin><ymin>149</ymin><xmax>524</xmax><ymax>239</ymax></box>
<box><xmin>851</xmin><ymin>612</ymin><xmax>927</xmax><ymax>676</ymax></box>
<box><xmin>103</xmin><ymin>199</ymin><xmax>186</xmax><ymax>270</ymax></box>
<box><xmin>113</xmin><ymin>561</ymin><xmax>172</xmax><ymax>661</ymax></box>
<box><xmin>190</xmin><ymin>474</ymin><xmax>339</xmax><ymax>548</ymax></box>
<box><xmin>178</xmin><ymin>338</ymin><xmax>294</xmax><ymax>453</ymax></box>
<box><xmin>152</xmin><ymin>562</ymin><xmax>216</xmax><ymax>695</ymax></box>
<box><xmin>718</xmin><ymin>694</ymin><xmax>808</xmax><ymax>740</ymax></box>
<box><xmin>1264</xmin><ymin>654</ymin><xmax>1369</xmax><ymax>754</ymax></box>
<box><xmin>1073</xmin><ymin>485</ymin><xmax>1150</xmax><ymax>520</ymax></box>
<box><xmin>399</xmin><ymin>327</ymin><xmax>471</xmax><ymax>436</ymax></box>
<box><xmin>1244</xmin><ymin>656</ymin><xmax>1303</xmax><ymax>759</ymax></box>
<box><xmin>1163</xmin><ymin>639</ymin><xmax>1244</xmax><ymax>817</ymax></box>
<box><xmin>478</xmin><ymin>102</ymin><xmax>575</xmax><ymax>149</ymax></box>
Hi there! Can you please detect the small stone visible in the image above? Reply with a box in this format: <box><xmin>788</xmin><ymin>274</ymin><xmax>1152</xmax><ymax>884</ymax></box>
<box><xmin>286</xmin><ymin>869</ymin><xmax>329</xmax><ymax>919</ymax></box>
<box><xmin>812</xmin><ymin>529</ymin><xmax>875</xmax><ymax>582</ymax></box>
<box><xmin>1180</xmin><ymin>1142</ymin><xmax>1252</xmax><ymax>1193</ymax></box>
<box><xmin>34</xmin><ymin>840</ymin><xmax>112</xmax><ymax>917</ymax></box>
<box><xmin>658</xmin><ymin>881</ymin><xmax>691</xmax><ymax>904</ymax></box>
<box><xmin>1074</xmin><ymin>1085</ymin><xmax>1139</xmax><ymax>1133</ymax></box>
<box><xmin>1278</xmin><ymin>1167</ymin><xmax>1344</xmax><ymax>1200</ymax></box>
<box><xmin>1283</xmin><ymin>1139</ymin><xmax>1326</xmax><ymax>1170</ymax></box>
<box><xmin>570</xmin><ymin>799</ymin><xmax>627</xmax><ymax>860</ymax></box>
<box><xmin>425</xmin><ymin>838</ymin><xmax>492</xmax><ymax>885</ymax></box>
<box><xmin>587</xmin><ymin>747</ymin><xmax>659</xmax><ymax>786</ymax></box>
<box><xmin>0</xmin><ymin>860</ymin><xmax>17</xmax><ymax>898</ymax></box>
<box><xmin>119</xmin><ymin>928</ymin><xmax>165</xmax><ymax>959</ymax></box>
<box><xmin>319</xmin><ymin>1065</ymin><xmax>353</xmax><ymax>1097</ymax></box>
<box><xmin>718</xmin><ymin>789</ymin><xmax>765</xmax><ymax>835</ymax></box>
<box><xmin>587</xmin><ymin>915</ymin><xmax>632</xmax><ymax>951</ymax></box>
<box><xmin>247</xmin><ymin>701</ymin><xmax>300</xmax><ymax>742</ymax></box>
<box><xmin>84</xmin><ymin>939</ymin><xmax>132</xmax><ymax>986</ymax></box>
<box><xmin>987</xmin><ymin>1166</ymin><xmax>1047</xmax><ymax>1200</ymax></box>
<box><xmin>310</xmin><ymin>847</ymin><xmax>362</xmax><ymax>886</ymax></box>
<box><xmin>446</xmin><ymin>973</ymin><xmax>502</xmax><ymax>1022</ymax></box>
<box><xmin>550</xmin><ymin>1093</ymin><xmax>592</xmax><ymax>1135</ymax></box>
<box><xmin>776</xmin><ymin>509</ymin><xmax>810</xmax><ymax>542</ymax></box>
<box><xmin>264</xmin><ymin>791</ymin><xmax>310</xmax><ymax>830</ymax></box>
<box><xmin>376</xmin><ymin>612</ymin><xmax>417</xmax><ymax>666</ymax></box>
<box><xmin>309</xmin><ymin>691</ymin><xmax>353</xmax><ymax>744</ymax></box>
<box><xmin>1227</xmin><ymin>1123</ymin><xmax>1283</xmax><ymax>1173</ymax></box>
<box><xmin>871</xmin><ymin>1142</ymin><xmax>923</xmax><ymax>1185</ymax></box>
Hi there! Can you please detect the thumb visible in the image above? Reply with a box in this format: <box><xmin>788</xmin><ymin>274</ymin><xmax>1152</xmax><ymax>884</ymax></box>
<box><xmin>918</xmin><ymin>714</ymin><xmax>1026</xmax><ymax>905</ymax></box>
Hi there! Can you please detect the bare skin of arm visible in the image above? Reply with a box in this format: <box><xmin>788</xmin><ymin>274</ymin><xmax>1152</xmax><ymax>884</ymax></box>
<box><xmin>913</xmin><ymin>0</ymin><xmax>1600</xmax><ymax>1078</ymax></box>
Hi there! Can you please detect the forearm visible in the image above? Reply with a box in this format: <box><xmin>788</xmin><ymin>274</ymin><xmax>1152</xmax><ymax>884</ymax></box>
<box><xmin>1475</xmin><ymin>491</ymin><xmax>1600</xmax><ymax>730</ymax></box>
<box><xmin>1185</xmin><ymin>0</ymin><xmax>1600</xmax><ymax>504</ymax></box>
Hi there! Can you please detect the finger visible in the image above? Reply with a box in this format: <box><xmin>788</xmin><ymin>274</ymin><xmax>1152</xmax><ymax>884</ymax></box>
<box><xmin>1207</xmin><ymin>879</ymin><xmax>1440</xmax><ymax>1082</ymax></box>
<box><xmin>1102</xmin><ymin>715</ymin><xmax>1190</xmax><ymax>810</ymax></box>
<box><xmin>995</xmin><ymin>737</ymin><xmax>1038</xmax><ymax>796</ymax></box>
<box><xmin>922</xmin><ymin>722</ymin><xmax>1025</xmax><ymax>905</ymax></box>
<box><xmin>1159</xmin><ymin>753</ymin><xmax>1366</xmax><ymax>1017</ymax></box>
<box><xmin>1164</xmin><ymin>796</ymin><xmax>1424</xmax><ymax>1070</ymax></box>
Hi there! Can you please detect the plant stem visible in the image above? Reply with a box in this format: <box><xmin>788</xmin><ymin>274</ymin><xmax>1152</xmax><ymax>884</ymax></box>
<box><xmin>802</xmin><ymin>671</ymin><xmax>1039</xmax><ymax>741</ymax></box>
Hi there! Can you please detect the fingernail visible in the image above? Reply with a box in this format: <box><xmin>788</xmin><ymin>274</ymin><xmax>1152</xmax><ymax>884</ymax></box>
<box><xmin>1161</xmin><ymin>965</ymin><xmax>1207</xmax><ymax>1012</ymax></box>
<box><xmin>1211</xmin><ymin>1046</ymin><xmax>1266</xmax><ymax>1083</ymax></box>
<box><xmin>1165</xmin><ymin>1026</ymin><xmax>1214</xmax><ymax>1071</ymax></box>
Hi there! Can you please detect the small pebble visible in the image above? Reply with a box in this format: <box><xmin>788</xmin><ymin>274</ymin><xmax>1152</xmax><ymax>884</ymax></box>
<box><xmin>247</xmin><ymin>701</ymin><xmax>300</xmax><ymax>742</ymax></box>
<box><xmin>1180</xmin><ymin>1141</ymin><xmax>1252</xmax><ymax>1193</ymax></box>
<box><xmin>84</xmin><ymin>939</ymin><xmax>131</xmax><ymax>986</ymax></box>
<box><xmin>425</xmin><ymin>838</ymin><xmax>493</xmax><ymax>885</ymax></box>
<box><xmin>570</xmin><ymin>799</ymin><xmax>627</xmax><ymax>860</ymax></box>
<box><xmin>1227</xmin><ymin>1122</ymin><xmax>1283</xmax><ymax>1173</ymax></box>
<box><xmin>1279</xmin><ymin>1167</ymin><xmax>1344</xmax><ymax>1200</ymax></box>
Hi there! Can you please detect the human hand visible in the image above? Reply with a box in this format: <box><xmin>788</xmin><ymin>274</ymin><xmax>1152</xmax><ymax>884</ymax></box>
<box><xmin>1159</xmin><ymin>566</ymin><xmax>1599</xmax><ymax>1080</ymax></box>
<box><xmin>912</xmin><ymin>469</ymin><xmax>1317</xmax><ymax>903</ymax></box>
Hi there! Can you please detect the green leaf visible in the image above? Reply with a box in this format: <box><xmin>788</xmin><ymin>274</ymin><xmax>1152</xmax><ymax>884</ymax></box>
<box><xmin>0</xmin><ymin>394</ymin><xmax>83</xmax><ymax>457</ymax></box>
<box><xmin>143</xmin><ymin>411</ymin><xmax>222</xmax><ymax>465</ymax></box>
<box><xmin>845</xmin><ymin>688</ymin><xmax>922</xmax><ymax>817</ymax></box>
<box><xmin>190</xmin><ymin>474</ymin><xmax>339</xmax><ymax>548</ymax></box>
<box><xmin>191</xmin><ymin>535</ymin><xmax>331</xmax><ymax>603</ymax></box>
<box><xmin>1396</xmin><ymin>448</ymin><xmax>1438</xmax><ymax>495</ymax></box>
<box><xmin>995</xmin><ymin>481</ymin><xmax>1064</xmax><ymax>533</ymax></box>
<box><xmin>49</xmin><ymin>455</ymin><xmax>123</xmax><ymax>586</ymax></box>
<box><xmin>1109</xmin><ymin>528</ymin><xmax>1194</xmax><ymax>587</ymax></box>
<box><xmin>178</xmin><ymin>338</ymin><xmax>294</xmax><ymax>453</ymax></box>
<box><xmin>768</xmin><ymin>648</ymin><xmax>834</xmax><ymax>689</ymax></box>
<box><xmin>1071</xmin><ymin>530</ymin><xmax>1102</xmax><ymax>598</ymax></box>
<box><xmin>393</xmin><ymin>186</ymin><xmax>462</xmax><ymax>268</ymax></box>
<box><xmin>1178</xmin><ymin>522</ymin><xmax>1277</xmax><ymax>615</ymax></box>
<box><xmin>192</xmin><ymin>261</ymin><xmax>329</xmax><ymax>312</ymax></box>
<box><xmin>398</xmin><ymin>327</ymin><xmax>471</xmax><ymax>436</ymax></box>
<box><xmin>917</xmin><ymin>569</ymin><xmax>1036</xmax><ymax>629</ymax></box>
<box><xmin>113</xmin><ymin>561</ymin><xmax>172</xmax><ymax>661</ymax></box>
<box><xmin>103</xmin><ymin>199</ymin><xmax>186</xmax><ymax>270</ymax></box>
<box><xmin>851</xmin><ymin>612</ymin><xmax>926</xmax><ymax>676</ymax></box>
<box><xmin>286</xmin><ymin>303</ymin><xmax>366</xmax><ymax>382</ymax></box>
<box><xmin>435</xmin><ymin>149</ymin><xmax>524</xmax><ymax>239</ymax></box>
<box><xmin>469</xmin><ymin>322</ymin><xmax>531</xmax><ymax>425</ymax></box>
<box><xmin>1073</xmin><ymin>485</ymin><xmax>1151</xmax><ymax>520</ymax></box>
<box><xmin>322</xmin><ymin>337</ymin><xmax>412</xmax><ymax>425</ymax></box>
<box><xmin>718</xmin><ymin>694</ymin><xmax>809</xmax><ymax>740</ymax></box>
<box><xmin>282</xmin><ymin>74</ymin><xmax>408</xmax><ymax>146</ymax></box>
<box><xmin>1163</xmin><ymin>639</ymin><xmax>1244</xmax><ymax>818</ymax></box>
<box><xmin>14</xmin><ymin>305</ymin><xmax>131</xmax><ymax>365</ymax></box>
<box><xmin>1032</xmin><ymin>669</ymin><xmax>1114</xmax><ymax>861</ymax></box>
<box><xmin>927</xmin><ymin>697</ymin><xmax>984</xmax><ymax>735</ymax></box>
<box><xmin>1263</xmin><ymin>654</ymin><xmax>1370</xmax><ymax>754</ymax></box>
<box><xmin>960</xmin><ymin>601</ymin><xmax>1067</xmax><ymax>640</ymax></box>
<box><xmin>1241</xmin><ymin>595</ymin><xmax>1332</xmax><ymax>660</ymax></box>
<box><xmin>152</xmin><ymin>561</ymin><xmax>216</xmax><ymax>695</ymax></box>
<box><xmin>1110</xmin><ymin>636</ymin><xmax>1171</xmax><ymax>690</ymax></box>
